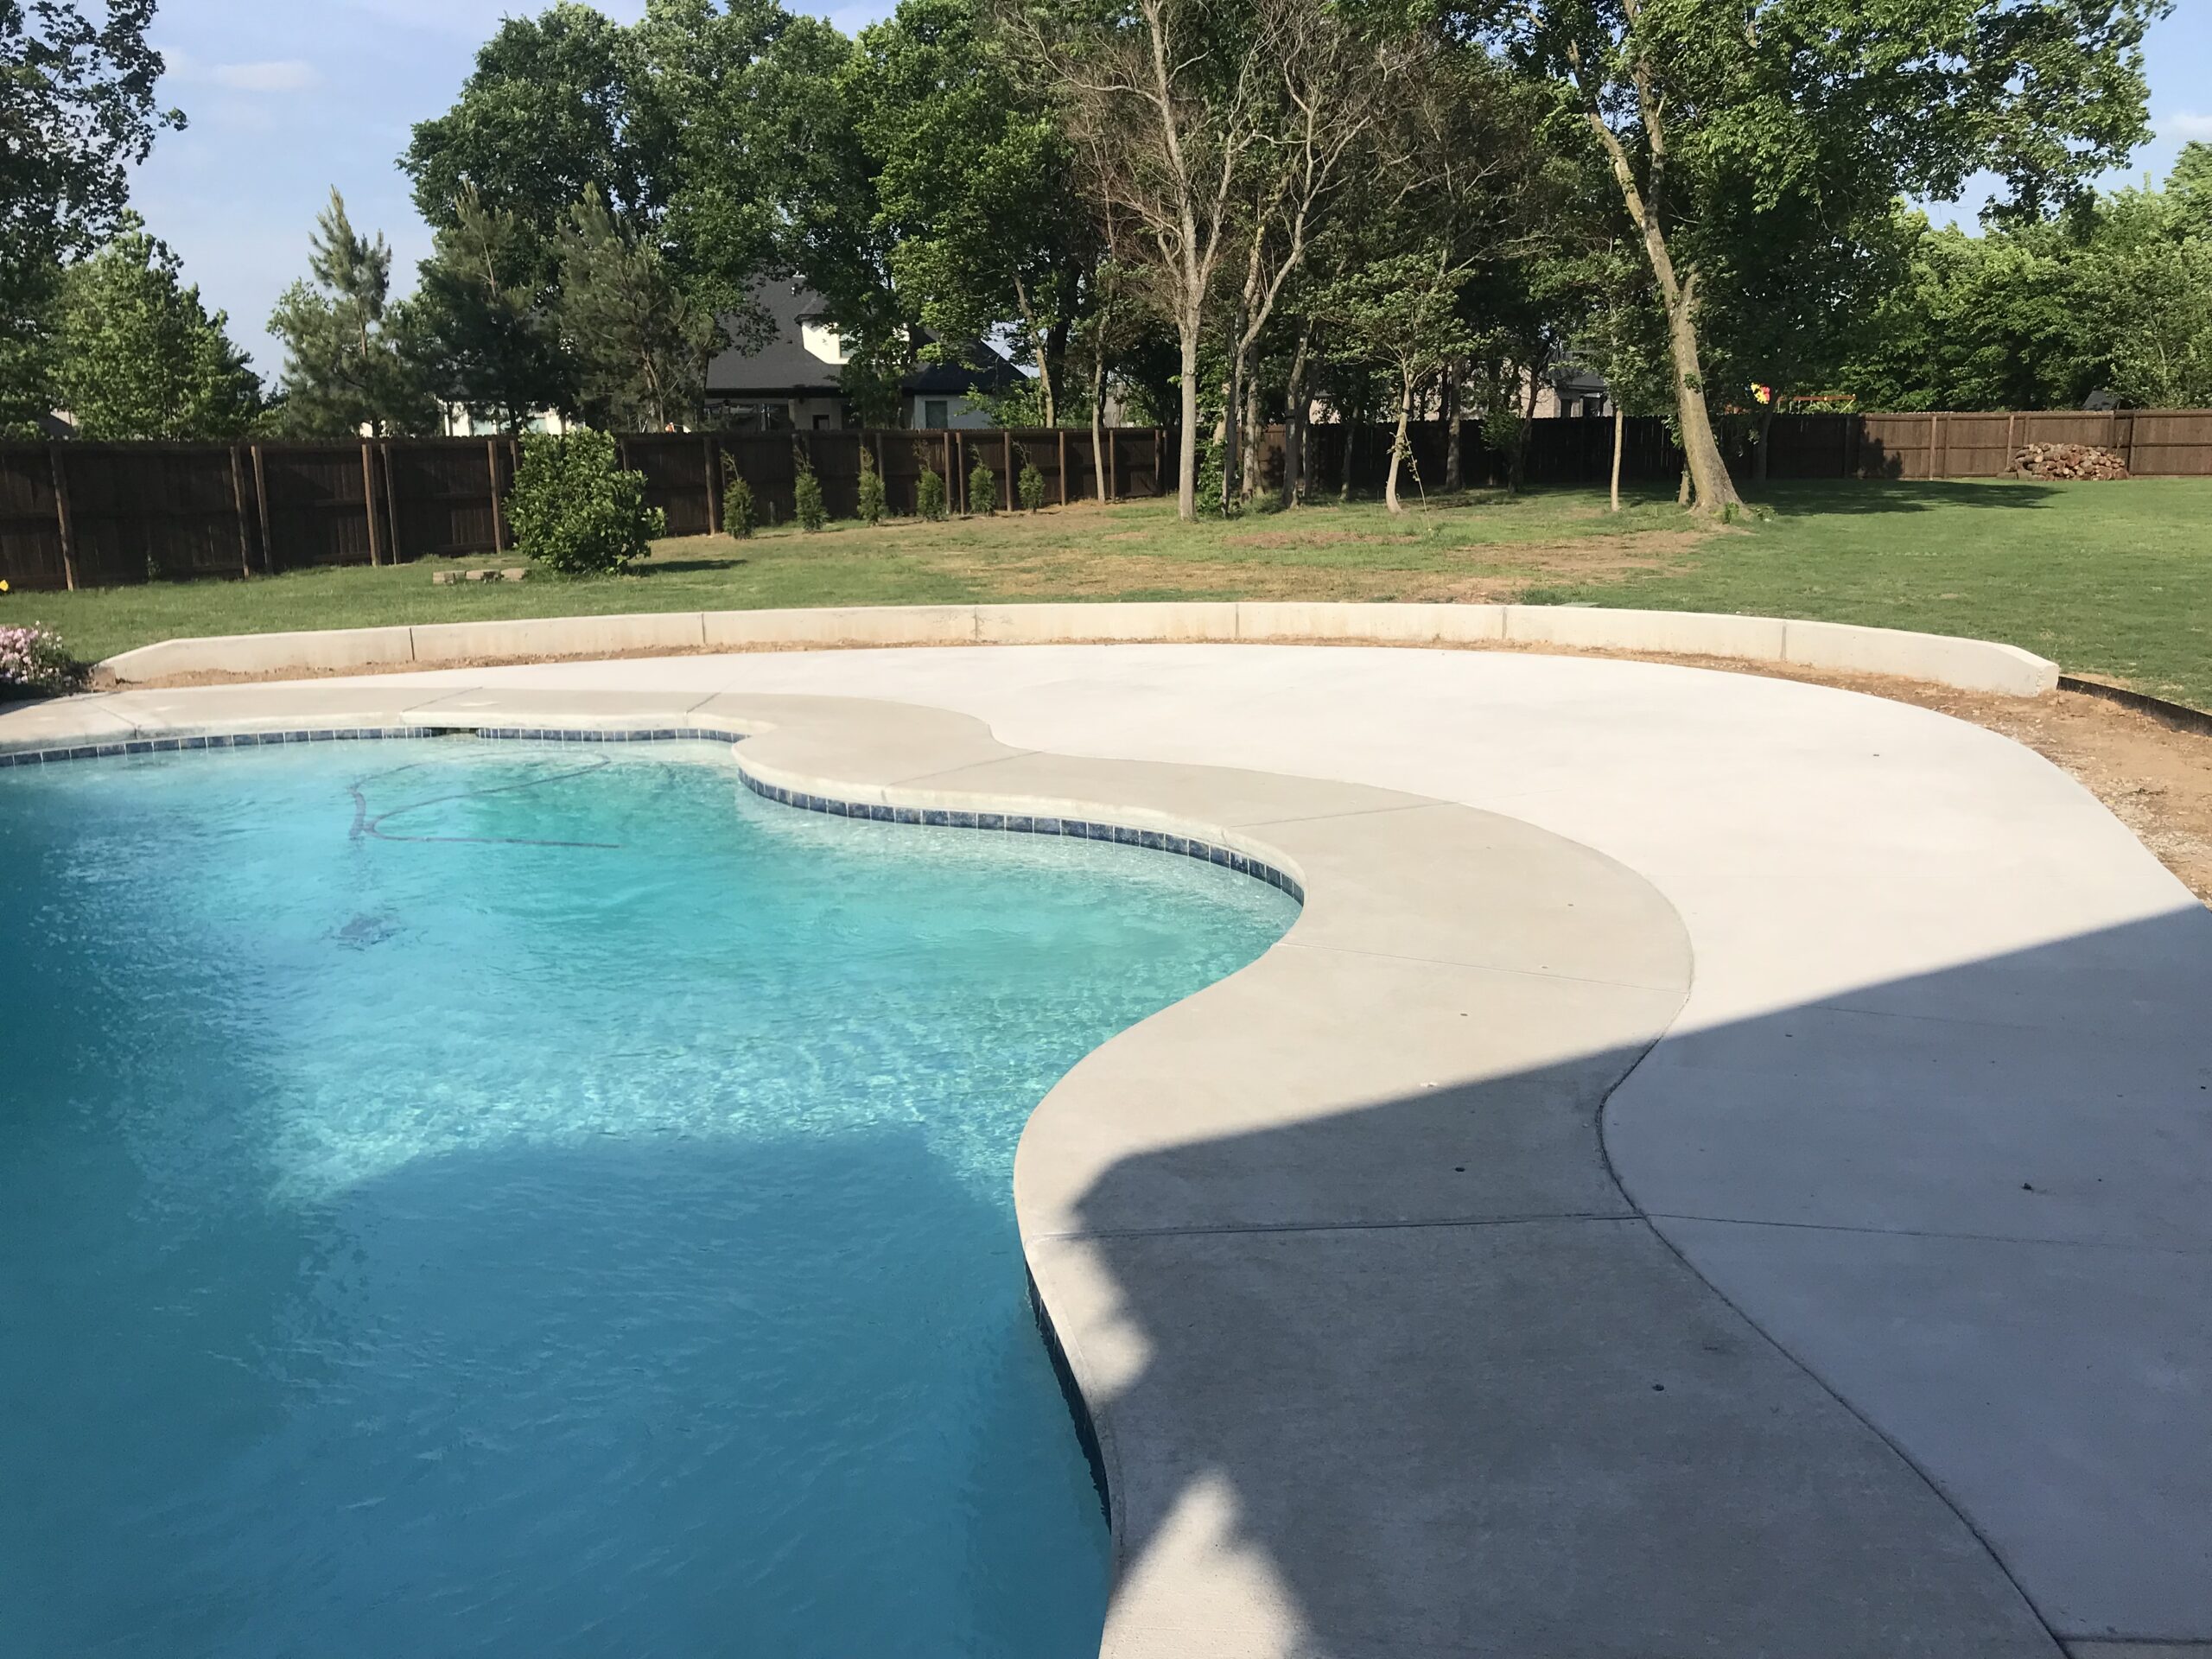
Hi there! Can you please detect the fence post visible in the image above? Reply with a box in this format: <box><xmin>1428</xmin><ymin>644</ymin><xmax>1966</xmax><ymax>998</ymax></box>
<box><xmin>487</xmin><ymin>438</ymin><xmax>505</xmax><ymax>553</ymax></box>
<box><xmin>1108</xmin><ymin>429</ymin><xmax>1117</xmax><ymax>501</ymax></box>
<box><xmin>250</xmin><ymin>443</ymin><xmax>273</xmax><ymax>572</ymax></box>
<box><xmin>359</xmin><ymin>440</ymin><xmax>382</xmax><ymax>566</ymax></box>
<box><xmin>2004</xmin><ymin>412</ymin><xmax>2018</xmax><ymax>475</ymax></box>
<box><xmin>957</xmin><ymin>430</ymin><xmax>968</xmax><ymax>513</ymax></box>
<box><xmin>704</xmin><ymin>436</ymin><xmax>721</xmax><ymax>536</ymax></box>
<box><xmin>1154</xmin><ymin>429</ymin><xmax>1162</xmax><ymax>497</ymax></box>
<box><xmin>1003</xmin><ymin>429</ymin><xmax>1014</xmax><ymax>510</ymax></box>
<box><xmin>381</xmin><ymin>441</ymin><xmax>403</xmax><ymax>563</ymax></box>
<box><xmin>48</xmin><ymin>445</ymin><xmax>79</xmax><ymax>591</ymax></box>
<box><xmin>229</xmin><ymin>446</ymin><xmax>254</xmax><ymax>577</ymax></box>
<box><xmin>1058</xmin><ymin>429</ymin><xmax>1068</xmax><ymax>505</ymax></box>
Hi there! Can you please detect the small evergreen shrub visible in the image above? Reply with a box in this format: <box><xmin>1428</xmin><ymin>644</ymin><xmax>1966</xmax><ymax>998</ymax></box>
<box><xmin>507</xmin><ymin>429</ymin><xmax>663</xmax><ymax>576</ymax></box>
<box><xmin>1018</xmin><ymin>460</ymin><xmax>1046</xmax><ymax>512</ymax></box>
<box><xmin>0</xmin><ymin>624</ymin><xmax>88</xmax><ymax>696</ymax></box>
<box><xmin>722</xmin><ymin>468</ymin><xmax>756</xmax><ymax>540</ymax></box>
<box><xmin>967</xmin><ymin>455</ymin><xmax>996</xmax><ymax>515</ymax></box>
<box><xmin>916</xmin><ymin>467</ymin><xmax>948</xmax><ymax>521</ymax></box>
<box><xmin>793</xmin><ymin>454</ymin><xmax>827</xmax><ymax>531</ymax></box>
<box><xmin>856</xmin><ymin>449</ymin><xmax>887</xmax><ymax>525</ymax></box>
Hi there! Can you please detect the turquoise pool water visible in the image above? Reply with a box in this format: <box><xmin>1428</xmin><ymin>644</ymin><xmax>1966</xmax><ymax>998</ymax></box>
<box><xmin>0</xmin><ymin>739</ymin><xmax>1295</xmax><ymax>1656</ymax></box>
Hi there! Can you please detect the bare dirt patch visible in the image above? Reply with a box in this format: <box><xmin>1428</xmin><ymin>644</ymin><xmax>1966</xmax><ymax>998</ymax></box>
<box><xmin>1224</xmin><ymin>529</ymin><xmax>1408</xmax><ymax>550</ymax></box>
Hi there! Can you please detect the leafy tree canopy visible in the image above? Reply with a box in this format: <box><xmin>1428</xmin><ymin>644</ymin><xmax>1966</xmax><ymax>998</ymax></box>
<box><xmin>51</xmin><ymin>214</ymin><xmax>262</xmax><ymax>439</ymax></box>
<box><xmin>1</xmin><ymin>0</ymin><xmax>181</xmax><ymax>429</ymax></box>
<box><xmin>268</xmin><ymin>190</ymin><xmax>434</xmax><ymax>436</ymax></box>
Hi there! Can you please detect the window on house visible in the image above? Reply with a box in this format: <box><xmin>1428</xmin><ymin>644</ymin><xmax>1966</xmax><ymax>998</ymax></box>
<box><xmin>924</xmin><ymin>399</ymin><xmax>949</xmax><ymax>429</ymax></box>
<box><xmin>813</xmin><ymin>414</ymin><xmax>830</xmax><ymax>429</ymax></box>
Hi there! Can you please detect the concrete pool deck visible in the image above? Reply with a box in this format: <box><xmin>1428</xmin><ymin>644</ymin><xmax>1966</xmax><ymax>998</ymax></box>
<box><xmin>4</xmin><ymin>640</ymin><xmax>2209</xmax><ymax>1656</ymax></box>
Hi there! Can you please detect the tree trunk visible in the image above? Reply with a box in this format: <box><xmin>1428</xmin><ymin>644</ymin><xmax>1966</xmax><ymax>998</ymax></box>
<box><xmin>1222</xmin><ymin>310</ymin><xmax>1246</xmax><ymax>507</ymax></box>
<box><xmin>1678</xmin><ymin>464</ymin><xmax>1691</xmax><ymax>506</ymax></box>
<box><xmin>1340</xmin><ymin>410</ymin><xmax>1356</xmax><ymax>503</ymax></box>
<box><xmin>1580</xmin><ymin>88</ymin><xmax>1743</xmax><ymax>517</ymax></box>
<box><xmin>1281</xmin><ymin>323</ymin><xmax>1312</xmax><ymax>509</ymax></box>
<box><xmin>1443</xmin><ymin>358</ymin><xmax>1463</xmax><ymax>493</ymax></box>
<box><xmin>1176</xmin><ymin>316</ymin><xmax>1200</xmax><ymax>521</ymax></box>
<box><xmin>1610</xmin><ymin>403</ymin><xmax>1624</xmax><ymax>512</ymax></box>
<box><xmin>1090</xmin><ymin>341</ymin><xmax>1109</xmax><ymax>505</ymax></box>
<box><xmin>1508</xmin><ymin>369</ymin><xmax>1537</xmax><ymax>497</ymax></box>
<box><xmin>1241</xmin><ymin>369</ymin><xmax>1263</xmax><ymax>502</ymax></box>
<box><xmin>1385</xmin><ymin>374</ymin><xmax>1413</xmax><ymax>515</ymax></box>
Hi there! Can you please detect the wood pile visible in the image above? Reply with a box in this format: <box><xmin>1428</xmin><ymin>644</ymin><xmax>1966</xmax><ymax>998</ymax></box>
<box><xmin>2012</xmin><ymin>443</ymin><xmax>2130</xmax><ymax>480</ymax></box>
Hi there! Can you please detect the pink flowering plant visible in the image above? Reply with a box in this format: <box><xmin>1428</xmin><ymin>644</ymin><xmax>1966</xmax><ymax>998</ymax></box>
<box><xmin>0</xmin><ymin>624</ymin><xmax>88</xmax><ymax>697</ymax></box>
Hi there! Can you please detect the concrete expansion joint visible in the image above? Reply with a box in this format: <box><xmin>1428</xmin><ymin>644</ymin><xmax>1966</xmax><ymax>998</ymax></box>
<box><xmin>1031</xmin><ymin>1210</ymin><xmax>1645</xmax><ymax>1245</ymax></box>
<box><xmin>887</xmin><ymin>748</ymin><xmax>1046</xmax><ymax>788</ymax></box>
<box><xmin>1646</xmin><ymin>1211</ymin><xmax>2212</xmax><ymax>1258</ymax></box>
<box><xmin>1274</xmin><ymin>936</ymin><xmax>1689</xmax><ymax>995</ymax></box>
<box><xmin>1237</xmin><ymin>800</ymin><xmax>1439</xmax><ymax>830</ymax></box>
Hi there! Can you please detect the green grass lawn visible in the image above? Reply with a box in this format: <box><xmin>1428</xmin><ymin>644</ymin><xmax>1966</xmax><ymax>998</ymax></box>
<box><xmin>9</xmin><ymin>477</ymin><xmax>2208</xmax><ymax>705</ymax></box>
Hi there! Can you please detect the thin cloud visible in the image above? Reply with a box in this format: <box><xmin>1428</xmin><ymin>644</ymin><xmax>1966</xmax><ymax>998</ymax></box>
<box><xmin>208</xmin><ymin>60</ymin><xmax>320</xmax><ymax>93</ymax></box>
<box><xmin>2166</xmin><ymin>111</ymin><xmax>2212</xmax><ymax>143</ymax></box>
<box><xmin>162</xmin><ymin>48</ymin><xmax>322</xmax><ymax>94</ymax></box>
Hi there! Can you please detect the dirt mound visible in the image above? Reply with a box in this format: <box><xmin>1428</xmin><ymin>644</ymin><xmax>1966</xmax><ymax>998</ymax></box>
<box><xmin>2013</xmin><ymin>442</ymin><xmax>2130</xmax><ymax>480</ymax></box>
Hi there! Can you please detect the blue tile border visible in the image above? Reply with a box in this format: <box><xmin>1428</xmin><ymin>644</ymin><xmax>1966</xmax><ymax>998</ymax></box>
<box><xmin>739</xmin><ymin>768</ymin><xmax>1306</xmax><ymax>903</ymax></box>
<box><xmin>0</xmin><ymin>724</ymin><xmax>743</xmax><ymax>768</ymax></box>
<box><xmin>1</xmin><ymin>721</ymin><xmax>1304</xmax><ymax>903</ymax></box>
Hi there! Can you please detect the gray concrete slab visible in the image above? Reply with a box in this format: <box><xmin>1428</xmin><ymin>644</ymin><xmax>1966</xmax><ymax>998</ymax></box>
<box><xmin>1660</xmin><ymin>1219</ymin><xmax>2212</xmax><ymax>1643</ymax></box>
<box><xmin>1016</xmin><ymin>945</ymin><xmax>1673</xmax><ymax>1238</ymax></box>
<box><xmin>1607</xmin><ymin>989</ymin><xmax>2212</xmax><ymax>1249</ymax></box>
<box><xmin>1034</xmin><ymin>1218</ymin><xmax>2055</xmax><ymax>1658</ymax></box>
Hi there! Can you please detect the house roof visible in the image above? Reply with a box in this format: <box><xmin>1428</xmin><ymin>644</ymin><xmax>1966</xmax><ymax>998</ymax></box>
<box><xmin>705</xmin><ymin>283</ymin><xmax>1023</xmax><ymax>401</ymax></box>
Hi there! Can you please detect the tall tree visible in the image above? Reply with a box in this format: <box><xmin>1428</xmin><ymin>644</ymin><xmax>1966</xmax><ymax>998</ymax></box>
<box><xmin>1452</xmin><ymin>0</ymin><xmax>2169</xmax><ymax>515</ymax></box>
<box><xmin>51</xmin><ymin>214</ymin><xmax>260</xmax><ymax>438</ymax></box>
<box><xmin>1003</xmin><ymin>0</ymin><xmax>1274</xmax><ymax>519</ymax></box>
<box><xmin>557</xmin><ymin>187</ymin><xmax>719</xmax><ymax>430</ymax></box>
<box><xmin>1216</xmin><ymin>0</ymin><xmax>1393</xmax><ymax>502</ymax></box>
<box><xmin>1</xmin><ymin>0</ymin><xmax>181</xmax><ymax>430</ymax></box>
<box><xmin>412</xmin><ymin>182</ymin><xmax>575</xmax><ymax>430</ymax></box>
<box><xmin>403</xmin><ymin>3</ymin><xmax>664</xmax><ymax>292</ymax></box>
<box><xmin>269</xmin><ymin>190</ymin><xmax>430</xmax><ymax>436</ymax></box>
<box><xmin>850</xmin><ymin>0</ymin><xmax>1086</xmax><ymax>424</ymax></box>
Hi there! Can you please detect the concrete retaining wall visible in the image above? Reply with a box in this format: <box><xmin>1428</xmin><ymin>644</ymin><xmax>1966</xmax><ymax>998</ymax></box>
<box><xmin>99</xmin><ymin>602</ymin><xmax>2062</xmax><ymax>697</ymax></box>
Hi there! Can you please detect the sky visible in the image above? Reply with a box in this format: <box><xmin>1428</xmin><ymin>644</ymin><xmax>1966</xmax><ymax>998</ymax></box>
<box><xmin>131</xmin><ymin>0</ymin><xmax>2212</xmax><ymax>383</ymax></box>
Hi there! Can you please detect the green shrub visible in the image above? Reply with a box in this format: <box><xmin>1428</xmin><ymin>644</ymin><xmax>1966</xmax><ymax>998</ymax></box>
<box><xmin>1018</xmin><ymin>460</ymin><xmax>1046</xmax><ymax>512</ymax></box>
<box><xmin>722</xmin><ymin>468</ymin><xmax>756</xmax><ymax>540</ymax></box>
<box><xmin>856</xmin><ymin>449</ymin><xmax>887</xmax><ymax>525</ymax></box>
<box><xmin>793</xmin><ymin>454</ymin><xmax>827</xmax><ymax>531</ymax></box>
<box><xmin>916</xmin><ymin>466</ymin><xmax>948</xmax><ymax>521</ymax></box>
<box><xmin>506</xmin><ymin>429</ymin><xmax>663</xmax><ymax>576</ymax></box>
<box><xmin>1193</xmin><ymin>438</ymin><xmax>1233</xmax><ymax>518</ymax></box>
<box><xmin>967</xmin><ymin>455</ymin><xmax>996</xmax><ymax>515</ymax></box>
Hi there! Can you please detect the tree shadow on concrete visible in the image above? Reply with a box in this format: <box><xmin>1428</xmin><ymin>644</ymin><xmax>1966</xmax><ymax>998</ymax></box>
<box><xmin>1061</xmin><ymin>906</ymin><xmax>2212</xmax><ymax>1657</ymax></box>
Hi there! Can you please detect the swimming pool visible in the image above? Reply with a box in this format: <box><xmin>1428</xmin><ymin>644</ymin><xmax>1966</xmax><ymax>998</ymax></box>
<box><xmin>0</xmin><ymin>738</ymin><xmax>1296</xmax><ymax>1656</ymax></box>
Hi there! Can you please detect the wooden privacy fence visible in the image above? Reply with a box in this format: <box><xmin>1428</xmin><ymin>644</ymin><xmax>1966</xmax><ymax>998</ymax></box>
<box><xmin>0</xmin><ymin>428</ymin><xmax>1173</xmax><ymax>592</ymax></box>
<box><xmin>4</xmin><ymin>410</ymin><xmax>2209</xmax><ymax>592</ymax></box>
<box><xmin>1293</xmin><ymin>406</ymin><xmax>2212</xmax><ymax>497</ymax></box>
